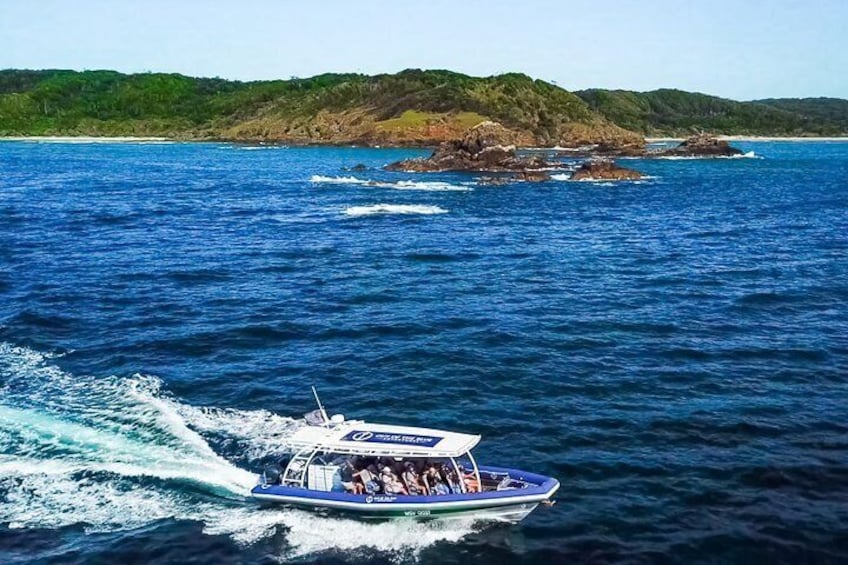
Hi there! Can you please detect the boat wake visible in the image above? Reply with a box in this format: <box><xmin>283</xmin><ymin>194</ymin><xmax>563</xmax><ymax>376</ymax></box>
<box><xmin>0</xmin><ymin>343</ymin><xmax>477</xmax><ymax>559</ymax></box>
<box><xmin>311</xmin><ymin>175</ymin><xmax>473</xmax><ymax>191</ymax></box>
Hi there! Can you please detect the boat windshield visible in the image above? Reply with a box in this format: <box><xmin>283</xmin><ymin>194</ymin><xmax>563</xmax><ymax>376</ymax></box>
<box><xmin>300</xmin><ymin>453</ymin><xmax>484</xmax><ymax>496</ymax></box>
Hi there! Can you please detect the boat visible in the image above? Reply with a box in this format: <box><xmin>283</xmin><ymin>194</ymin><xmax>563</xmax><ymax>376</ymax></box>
<box><xmin>250</xmin><ymin>389</ymin><xmax>559</xmax><ymax>522</ymax></box>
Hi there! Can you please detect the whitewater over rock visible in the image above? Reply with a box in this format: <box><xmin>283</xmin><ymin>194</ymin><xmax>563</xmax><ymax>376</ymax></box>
<box><xmin>385</xmin><ymin>121</ymin><xmax>552</xmax><ymax>176</ymax></box>
<box><xmin>658</xmin><ymin>133</ymin><xmax>744</xmax><ymax>157</ymax></box>
<box><xmin>569</xmin><ymin>159</ymin><xmax>643</xmax><ymax>181</ymax></box>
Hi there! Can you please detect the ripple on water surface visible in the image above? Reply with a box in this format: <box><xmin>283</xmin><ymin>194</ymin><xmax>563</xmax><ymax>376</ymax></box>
<box><xmin>0</xmin><ymin>141</ymin><xmax>847</xmax><ymax>563</ymax></box>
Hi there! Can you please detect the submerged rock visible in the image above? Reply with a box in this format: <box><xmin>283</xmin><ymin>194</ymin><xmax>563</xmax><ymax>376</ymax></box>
<box><xmin>514</xmin><ymin>170</ymin><xmax>552</xmax><ymax>182</ymax></box>
<box><xmin>476</xmin><ymin>171</ymin><xmax>553</xmax><ymax>184</ymax></box>
<box><xmin>570</xmin><ymin>160</ymin><xmax>642</xmax><ymax>181</ymax></box>
<box><xmin>477</xmin><ymin>176</ymin><xmax>510</xmax><ymax>186</ymax></box>
<box><xmin>660</xmin><ymin>133</ymin><xmax>743</xmax><ymax>157</ymax></box>
<box><xmin>593</xmin><ymin>140</ymin><xmax>649</xmax><ymax>157</ymax></box>
<box><xmin>386</xmin><ymin>121</ymin><xmax>554</xmax><ymax>173</ymax></box>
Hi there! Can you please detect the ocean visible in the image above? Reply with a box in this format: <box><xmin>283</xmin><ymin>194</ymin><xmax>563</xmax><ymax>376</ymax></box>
<box><xmin>0</xmin><ymin>140</ymin><xmax>846</xmax><ymax>564</ymax></box>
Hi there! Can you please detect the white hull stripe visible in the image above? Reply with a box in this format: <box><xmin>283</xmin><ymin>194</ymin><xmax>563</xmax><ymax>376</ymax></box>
<box><xmin>252</xmin><ymin>484</ymin><xmax>559</xmax><ymax>512</ymax></box>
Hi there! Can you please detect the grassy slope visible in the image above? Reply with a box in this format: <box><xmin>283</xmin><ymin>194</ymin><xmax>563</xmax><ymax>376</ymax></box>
<box><xmin>576</xmin><ymin>88</ymin><xmax>848</xmax><ymax>136</ymax></box>
<box><xmin>0</xmin><ymin>68</ymin><xmax>637</xmax><ymax>146</ymax></box>
<box><xmin>4</xmin><ymin>69</ymin><xmax>845</xmax><ymax>141</ymax></box>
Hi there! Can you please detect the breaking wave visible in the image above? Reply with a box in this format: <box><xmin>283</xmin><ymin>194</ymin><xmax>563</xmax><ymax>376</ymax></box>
<box><xmin>0</xmin><ymin>343</ymin><xmax>476</xmax><ymax>559</ymax></box>
<box><xmin>551</xmin><ymin>173</ymin><xmax>656</xmax><ymax>183</ymax></box>
<box><xmin>343</xmin><ymin>204</ymin><xmax>449</xmax><ymax>217</ymax></box>
<box><xmin>311</xmin><ymin>175</ymin><xmax>472</xmax><ymax>191</ymax></box>
<box><xmin>648</xmin><ymin>150</ymin><xmax>762</xmax><ymax>160</ymax></box>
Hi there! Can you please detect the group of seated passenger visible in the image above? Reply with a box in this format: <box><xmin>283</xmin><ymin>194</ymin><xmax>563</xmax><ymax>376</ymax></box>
<box><xmin>339</xmin><ymin>457</ymin><xmax>479</xmax><ymax>496</ymax></box>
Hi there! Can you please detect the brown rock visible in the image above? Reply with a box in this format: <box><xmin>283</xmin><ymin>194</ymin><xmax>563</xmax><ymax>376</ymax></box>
<box><xmin>477</xmin><ymin>176</ymin><xmax>510</xmax><ymax>186</ymax></box>
<box><xmin>475</xmin><ymin>144</ymin><xmax>517</xmax><ymax>167</ymax></box>
<box><xmin>593</xmin><ymin>140</ymin><xmax>648</xmax><ymax>157</ymax></box>
<box><xmin>386</xmin><ymin>121</ymin><xmax>556</xmax><ymax>175</ymax></box>
<box><xmin>660</xmin><ymin>133</ymin><xmax>743</xmax><ymax>157</ymax></box>
<box><xmin>456</xmin><ymin>121</ymin><xmax>521</xmax><ymax>153</ymax></box>
<box><xmin>514</xmin><ymin>171</ymin><xmax>552</xmax><ymax>182</ymax></box>
<box><xmin>570</xmin><ymin>160</ymin><xmax>642</xmax><ymax>181</ymax></box>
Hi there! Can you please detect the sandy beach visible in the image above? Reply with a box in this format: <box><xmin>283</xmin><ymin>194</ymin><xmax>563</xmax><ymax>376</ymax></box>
<box><xmin>647</xmin><ymin>135</ymin><xmax>848</xmax><ymax>143</ymax></box>
<box><xmin>0</xmin><ymin>136</ymin><xmax>173</xmax><ymax>143</ymax></box>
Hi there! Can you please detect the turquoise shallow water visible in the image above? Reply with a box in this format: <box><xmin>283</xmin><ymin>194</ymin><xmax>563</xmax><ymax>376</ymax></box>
<box><xmin>0</xmin><ymin>140</ymin><xmax>847</xmax><ymax>563</ymax></box>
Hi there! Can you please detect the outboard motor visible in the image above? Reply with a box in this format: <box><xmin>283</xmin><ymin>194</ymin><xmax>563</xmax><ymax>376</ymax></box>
<box><xmin>260</xmin><ymin>464</ymin><xmax>283</xmax><ymax>486</ymax></box>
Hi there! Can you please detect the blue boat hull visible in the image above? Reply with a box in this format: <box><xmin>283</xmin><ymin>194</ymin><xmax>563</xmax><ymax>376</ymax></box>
<box><xmin>250</xmin><ymin>466</ymin><xmax>560</xmax><ymax>522</ymax></box>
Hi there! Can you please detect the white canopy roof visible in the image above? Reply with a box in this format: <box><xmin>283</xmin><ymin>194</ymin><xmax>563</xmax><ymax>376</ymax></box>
<box><xmin>286</xmin><ymin>419</ymin><xmax>481</xmax><ymax>458</ymax></box>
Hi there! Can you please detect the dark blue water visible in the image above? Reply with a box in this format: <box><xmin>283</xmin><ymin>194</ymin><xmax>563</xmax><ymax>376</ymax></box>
<box><xmin>1</xmin><ymin>140</ymin><xmax>847</xmax><ymax>564</ymax></box>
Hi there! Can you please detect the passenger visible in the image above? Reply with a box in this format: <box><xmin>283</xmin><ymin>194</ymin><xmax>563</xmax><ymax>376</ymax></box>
<box><xmin>402</xmin><ymin>462</ymin><xmax>427</xmax><ymax>496</ymax></box>
<box><xmin>340</xmin><ymin>459</ymin><xmax>362</xmax><ymax>494</ymax></box>
<box><xmin>393</xmin><ymin>459</ymin><xmax>405</xmax><ymax>477</ymax></box>
<box><xmin>380</xmin><ymin>467</ymin><xmax>408</xmax><ymax>495</ymax></box>
<box><xmin>423</xmin><ymin>463</ymin><xmax>440</xmax><ymax>493</ymax></box>
<box><xmin>446</xmin><ymin>469</ymin><xmax>463</xmax><ymax>494</ymax></box>
<box><xmin>431</xmin><ymin>472</ymin><xmax>450</xmax><ymax>496</ymax></box>
<box><xmin>459</xmin><ymin>465</ymin><xmax>480</xmax><ymax>493</ymax></box>
<box><xmin>437</xmin><ymin>463</ymin><xmax>451</xmax><ymax>481</ymax></box>
<box><xmin>354</xmin><ymin>464</ymin><xmax>380</xmax><ymax>494</ymax></box>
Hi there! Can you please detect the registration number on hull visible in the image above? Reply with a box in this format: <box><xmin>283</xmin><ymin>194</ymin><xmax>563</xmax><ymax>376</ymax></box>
<box><xmin>403</xmin><ymin>510</ymin><xmax>431</xmax><ymax>517</ymax></box>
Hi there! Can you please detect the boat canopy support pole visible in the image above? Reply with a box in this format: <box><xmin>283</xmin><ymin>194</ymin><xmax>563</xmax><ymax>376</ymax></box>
<box><xmin>282</xmin><ymin>445</ymin><xmax>318</xmax><ymax>487</ymax></box>
<box><xmin>448</xmin><ymin>457</ymin><xmax>466</xmax><ymax>494</ymax></box>
<box><xmin>466</xmin><ymin>450</ymin><xmax>482</xmax><ymax>493</ymax></box>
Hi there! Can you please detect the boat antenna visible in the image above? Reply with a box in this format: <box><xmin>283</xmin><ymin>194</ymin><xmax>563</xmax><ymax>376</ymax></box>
<box><xmin>311</xmin><ymin>385</ymin><xmax>329</xmax><ymax>424</ymax></box>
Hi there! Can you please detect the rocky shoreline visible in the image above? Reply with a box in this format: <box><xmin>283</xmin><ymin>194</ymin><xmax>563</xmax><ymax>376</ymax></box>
<box><xmin>385</xmin><ymin>121</ymin><xmax>644</xmax><ymax>182</ymax></box>
<box><xmin>651</xmin><ymin>133</ymin><xmax>744</xmax><ymax>157</ymax></box>
<box><xmin>381</xmin><ymin>121</ymin><xmax>750</xmax><ymax>182</ymax></box>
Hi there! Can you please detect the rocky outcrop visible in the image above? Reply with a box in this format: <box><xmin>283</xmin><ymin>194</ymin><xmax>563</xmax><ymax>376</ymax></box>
<box><xmin>477</xmin><ymin>171</ymin><xmax>553</xmax><ymax>184</ymax></box>
<box><xmin>386</xmin><ymin>121</ymin><xmax>553</xmax><ymax>172</ymax></box>
<box><xmin>659</xmin><ymin>133</ymin><xmax>743</xmax><ymax>157</ymax></box>
<box><xmin>592</xmin><ymin>140</ymin><xmax>649</xmax><ymax>157</ymax></box>
<box><xmin>514</xmin><ymin>171</ymin><xmax>552</xmax><ymax>182</ymax></box>
<box><xmin>570</xmin><ymin>160</ymin><xmax>642</xmax><ymax>181</ymax></box>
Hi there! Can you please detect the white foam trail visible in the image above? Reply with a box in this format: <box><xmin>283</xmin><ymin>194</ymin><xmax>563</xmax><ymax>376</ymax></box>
<box><xmin>0</xmin><ymin>344</ymin><xmax>257</xmax><ymax>497</ymax></box>
<box><xmin>647</xmin><ymin>150</ymin><xmax>762</xmax><ymax>160</ymax></box>
<box><xmin>343</xmin><ymin>204</ymin><xmax>449</xmax><ymax>217</ymax></box>
<box><xmin>551</xmin><ymin>173</ymin><xmax>657</xmax><ymax>183</ymax></box>
<box><xmin>0</xmin><ymin>343</ymin><xmax>479</xmax><ymax>557</ymax></box>
<box><xmin>175</xmin><ymin>403</ymin><xmax>300</xmax><ymax>461</ymax></box>
<box><xmin>262</xmin><ymin>511</ymin><xmax>477</xmax><ymax>561</ymax></box>
<box><xmin>0</xmin><ymin>343</ymin><xmax>260</xmax><ymax>529</ymax></box>
<box><xmin>311</xmin><ymin>175</ymin><xmax>365</xmax><ymax>184</ymax></box>
<box><xmin>311</xmin><ymin>175</ymin><xmax>472</xmax><ymax>192</ymax></box>
<box><xmin>391</xmin><ymin>180</ymin><xmax>472</xmax><ymax>192</ymax></box>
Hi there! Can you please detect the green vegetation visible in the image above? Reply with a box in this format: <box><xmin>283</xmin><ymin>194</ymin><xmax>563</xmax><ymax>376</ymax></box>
<box><xmin>0</xmin><ymin>68</ymin><xmax>619</xmax><ymax>144</ymax></box>
<box><xmin>576</xmin><ymin>88</ymin><xmax>848</xmax><ymax>136</ymax></box>
<box><xmin>1</xmin><ymin>69</ymin><xmax>845</xmax><ymax>142</ymax></box>
<box><xmin>754</xmin><ymin>98</ymin><xmax>848</xmax><ymax>133</ymax></box>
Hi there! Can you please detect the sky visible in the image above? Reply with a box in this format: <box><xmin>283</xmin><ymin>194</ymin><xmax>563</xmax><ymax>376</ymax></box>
<box><xmin>1</xmin><ymin>0</ymin><xmax>846</xmax><ymax>100</ymax></box>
